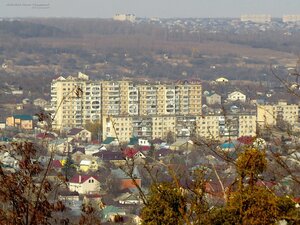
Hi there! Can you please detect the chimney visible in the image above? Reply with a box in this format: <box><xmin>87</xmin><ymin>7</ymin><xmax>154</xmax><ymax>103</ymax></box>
<box><xmin>79</xmin><ymin>175</ymin><xmax>81</xmax><ymax>183</ymax></box>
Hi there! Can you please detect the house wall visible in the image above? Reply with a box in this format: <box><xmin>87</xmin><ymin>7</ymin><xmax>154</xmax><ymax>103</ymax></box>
<box><xmin>21</xmin><ymin>120</ymin><xmax>33</xmax><ymax>130</ymax></box>
<box><xmin>228</xmin><ymin>92</ymin><xmax>246</xmax><ymax>102</ymax></box>
<box><xmin>6</xmin><ymin>117</ymin><xmax>14</xmax><ymax>127</ymax></box>
<box><xmin>5</xmin><ymin>117</ymin><xmax>33</xmax><ymax>130</ymax></box>
<box><xmin>76</xmin><ymin>130</ymin><xmax>92</xmax><ymax>142</ymax></box>
<box><xmin>206</xmin><ymin>94</ymin><xmax>221</xmax><ymax>105</ymax></box>
<box><xmin>69</xmin><ymin>178</ymin><xmax>100</xmax><ymax>194</ymax></box>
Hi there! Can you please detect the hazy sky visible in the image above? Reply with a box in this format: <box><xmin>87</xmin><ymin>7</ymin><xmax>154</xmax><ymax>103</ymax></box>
<box><xmin>1</xmin><ymin>0</ymin><xmax>300</xmax><ymax>18</ymax></box>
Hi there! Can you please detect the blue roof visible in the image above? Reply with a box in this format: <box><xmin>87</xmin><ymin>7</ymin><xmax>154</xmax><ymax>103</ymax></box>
<box><xmin>220</xmin><ymin>142</ymin><xmax>235</xmax><ymax>149</ymax></box>
<box><xmin>0</xmin><ymin>137</ymin><xmax>11</xmax><ymax>142</ymax></box>
<box><xmin>13</xmin><ymin>115</ymin><xmax>33</xmax><ymax>120</ymax></box>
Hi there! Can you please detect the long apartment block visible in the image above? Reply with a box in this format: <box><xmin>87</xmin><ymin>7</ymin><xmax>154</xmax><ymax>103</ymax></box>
<box><xmin>50</xmin><ymin>72</ymin><xmax>202</xmax><ymax>131</ymax></box>
<box><xmin>103</xmin><ymin>113</ymin><xmax>257</xmax><ymax>143</ymax></box>
<box><xmin>256</xmin><ymin>101</ymin><xmax>298</xmax><ymax>129</ymax></box>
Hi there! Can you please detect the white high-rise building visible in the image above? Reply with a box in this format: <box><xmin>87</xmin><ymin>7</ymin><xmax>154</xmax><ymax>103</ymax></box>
<box><xmin>51</xmin><ymin>72</ymin><xmax>102</xmax><ymax>131</ymax></box>
<box><xmin>283</xmin><ymin>15</ymin><xmax>300</xmax><ymax>23</ymax></box>
<box><xmin>113</xmin><ymin>14</ymin><xmax>136</xmax><ymax>22</ymax></box>
<box><xmin>241</xmin><ymin>14</ymin><xmax>271</xmax><ymax>23</ymax></box>
<box><xmin>51</xmin><ymin>73</ymin><xmax>202</xmax><ymax>131</ymax></box>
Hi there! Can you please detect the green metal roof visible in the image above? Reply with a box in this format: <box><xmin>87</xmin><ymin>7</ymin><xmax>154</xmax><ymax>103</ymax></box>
<box><xmin>13</xmin><ymin>115</ymin><xmax>33</xmax><ymax>120</ymax></box>
<box><xmin>128</xmin><ymin>136</ymin><xmax>139</xmax><ymax>145</ymax></box>
<box><xmin>102</xmin><ymin>137</ymin><xmax>116</xmax><ymax>145</ymax></box>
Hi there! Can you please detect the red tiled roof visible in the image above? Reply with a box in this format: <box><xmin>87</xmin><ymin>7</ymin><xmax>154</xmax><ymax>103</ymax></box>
<box><xmin>237</xmin><ymin>136</ymin><xmax>254</xmax><ymax>145</ymax></box>
<box><xmin>51</xmin><ymin>160</ymin><xmax>62</xmax><ymax>169</ymax></box>
<box><xmin>123</xmin><ymin>148</ymin><xmax>138</xmax><ymax>158</ymax></box>
<box><xmin>69</xmin><ymin>174</ymin><xmax>100</xmax><ymax>184</ymax></box>
<box><xmin>293</xmin><ymin>197</ymin><xmax>300</xmax><ymax>203</ymax></box>
<box><xmin>139</xmin><ymin>146</ymin><xmax>150</xmax><ymax>151</ymax></box>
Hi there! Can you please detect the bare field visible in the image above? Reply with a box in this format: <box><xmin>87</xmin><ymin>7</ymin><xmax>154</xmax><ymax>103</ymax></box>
<box><xmin>32</xmin><ymin>36</ymin><xmax>297</xmax><ymax>65</ymax></box>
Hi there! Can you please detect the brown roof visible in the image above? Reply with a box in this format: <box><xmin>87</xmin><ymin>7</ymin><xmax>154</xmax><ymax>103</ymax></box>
<box><xmin>67</xmin><ymin>128</ymin><xmax>84</xmax><ymax>136</ymax></box>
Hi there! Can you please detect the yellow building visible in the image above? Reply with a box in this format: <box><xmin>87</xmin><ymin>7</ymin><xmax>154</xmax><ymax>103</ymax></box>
<box><xmin>256</xmin><ymin>105</ymin><xmax>276</xmax><ymax>128</ymax></box>
<box><xmin>257</xmin><ymin>101</ymin><xmax>298</xmax><ymax>129</ymax></box>
<box><xmin>79</xmin><ymin>159</ymin><xmax>99</xmax><ymax>172</ymax></box>
<box><xmin>138</xmin><ymin>84</ymin><xmax>158</xmax><ymax>115</ymax></box>
<box><xmin>283</xmin><ymin>15</ymin><xmax>300</xmax><ymax>23</ymax></box>
<box><xmin>241</xmin><ymin>14</ymin><xmax>271</xmax><ymax>23</ymax></box>
<box><xmin>196</xmin><ymin>115</ymin><xmax>220</xmax><ymax>140</ymax></box>
<box><xmin>238</xmin><ymin>114</ymin><xmax>256</xmax><ymax>137</ymax></box>
<box><xmin>102</xmin><ymin>116</ymin><xmax>133</xmax><ymax>143</ymax></box>
<box><xmin>102</xmin><ymin>113</ymin><xmax>257</xmax><ymax>143</ymax></box>
<box><xmin>51</xmin><ymin>74</ymin><xmax>202</xmax><ymax>131</ymax></box>
<box><xmin>151</xmin><ymin>116</ymin><xmax>176</xmax><ymax>140</ymax></box>
<box><xmin>51</xmin><ymin>73</ymin><xmax>102</xmax><ymax>130</ymax></box>
<box><xmin>6</xmin><ymin>115</ymin><xmax>33</xmax><ymax>130</ymax></box>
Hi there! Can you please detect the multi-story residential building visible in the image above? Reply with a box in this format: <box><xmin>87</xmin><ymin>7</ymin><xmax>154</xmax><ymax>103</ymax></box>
<box><xmin>152</xmin><ymin>116</ymin><xmax>176</xmax><ymax>140</ymax></box>
<box><xmin>240</xmin><ymin>14</ymin><xmax>271</xmax><ymax>23</ymax></box>
<box><xmin>102</xmin><ymin>116</ymin><xmax>133</xmax><ymax>143</ymax></box>
<box><xmin>175</xmin><ymin>81</ymin><xmax>202</xmax><ymax>115</ymax></box>
<box><xmin>257</xmin><ymin>101</ymin><xmax>298</xmax><ymax>129</ymax></box>
<box><xmin>113</xmin><ymin>14</ymin><xmax>136</xmax><ymax>22</ymax></box>
<box><xmin>138</xmin><ymin>85</ymin><xmax>158</xmax><ymax>115</ymax></box>
<box><xmin>196</xmin><ymin>113</ymin><xmax>256</xmax><ymax>141</ymax></box>
<box><xmin>101</xmin><ymin>81</ymin><xmax>131</xmax><ymax>116</ymax></box>
<box><xmin>282</xmin><ymin>15</ymin><xmax>300</xmax><ymax>23</ymax></box>
<box><xmin>238</xmin><ymin>114</ymin><xmax>256</xmax><ymax>137</ymax></box>
<box><xmin>132</xmin><ymin>116</ymin><xmax>152</xmax><ymax>139</ymax></box>
<box><xmin>103</xmin><ymin>113</ymin><xmax>256</xmax><ymax>143</ymax></box>
<box><xmin>51</xmin><ymin>73</ymin><xmax>102</xmax><ymax>130</ymax></box>
<box><xmin>256</xmin><ymin>104</ymin><xmax>275</xmax><ymax>128</ymax></box>
<box><xmin>196</xmin><ymin>115</ymin><xmax>220</xmax><ymax>140</ymax></box>
<box><xmin>51</xmin><ymin>73</ymin><xmax>202</xmax><ymax>131</ymax></box>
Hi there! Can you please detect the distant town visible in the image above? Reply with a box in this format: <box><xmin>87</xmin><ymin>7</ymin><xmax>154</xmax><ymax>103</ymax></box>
<box><xmin>0</xmin><ymin>15</ymin><xmax>300</xmax><ymax>224</ymax></box>
<box><xmin>1</xmin><ymin>68</ymin><xmax>300</xmax><ymax>222</ymax></box>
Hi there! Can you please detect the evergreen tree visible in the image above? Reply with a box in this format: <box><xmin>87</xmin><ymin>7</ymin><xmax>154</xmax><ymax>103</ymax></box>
<box><xmin>62</xmin><ymin>153</ymin><xmax>76</xmax><ymax>181</ymax></box>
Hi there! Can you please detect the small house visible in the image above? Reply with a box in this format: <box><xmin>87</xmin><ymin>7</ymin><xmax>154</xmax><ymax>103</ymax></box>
<box><xmin>227</xmin><ymin>91</ymin><xmax>246</xmax><ymax>102</ymax></box>
<box><xmin>69</xmin><ymin>174</ymin><xmax>101</xmax><ymax>194</ymax></box>
<box><xmin>206</xmin><ymin>92</ymin><xmax>221</xmax><ymax>105</ymax></box>
<box><xmin>67</xmin><ymin>128</ymin><xmax>92</xmax><ymax>143</ymax></box>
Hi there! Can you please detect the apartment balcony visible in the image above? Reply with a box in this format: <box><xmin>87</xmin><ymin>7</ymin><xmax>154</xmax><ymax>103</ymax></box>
<box><xmin>108</xmin><ymin>96</ymin><xmax>120</xmax><ymax>101</ymax></box>
<box><xmin>146</xmin><ymin>101</ymin><xmax>157</xmax><ymax>105</ymax></box>
<box><xmin>108</xmin><ymin>91</ymin><xmax>120</xmax><ymax>96</ymax></box>
<box><xmin>129</xmin><ymin>97</ymin><xmax>138</xmax><ymax>101</ymax></box>
<box><xmin>166</xmin><ymin>95</ymin><xmax>175</xmax><ymax>99</ymax></box>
